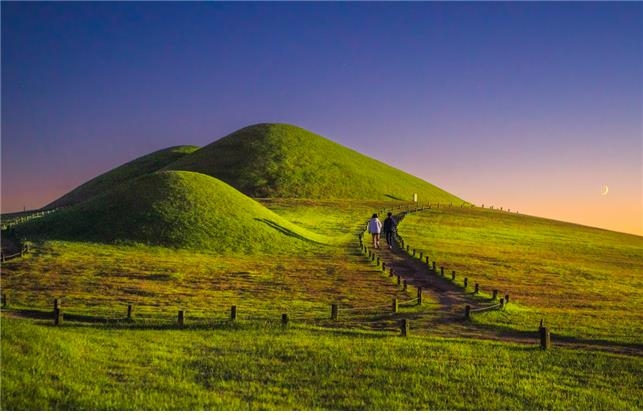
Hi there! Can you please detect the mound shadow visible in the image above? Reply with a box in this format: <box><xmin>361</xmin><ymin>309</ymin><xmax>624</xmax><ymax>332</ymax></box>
<box><xmin>254</xmin><ymin>218</ymin><xmax>323</xmax><ymax>244</ymax></box>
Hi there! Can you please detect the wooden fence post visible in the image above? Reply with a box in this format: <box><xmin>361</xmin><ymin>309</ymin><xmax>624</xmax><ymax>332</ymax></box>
<box><xmin>376</xmin><ymin>257</ymin><xmax>380</xmax><ymax>266</ymax></box>
<box><xmin>500</xmin><ymin>298</ymin><xmax>505</xmax><ymax>308</ymax></box>
<box><xmin>331</xmin><ymin>304</ymin><xmax>338</xmax><ymax>321</ymax></box>
<box><xmin>231</xmin><ymin>305</ymin><xmax>237</xmax><ymax>321</ymax></box>
<box><xmin>451</xmin><ymin>271</ymin><xmax>456</xmax><ymax>281</ymax></box>
<box><xmin>474</xmin><ymin>283</ymin><xmax>479</xmax><ymax>294</ymax></box>
<box><xmin>397</xmin><ymin>275</ymin><xmax>401</xmax><ymax>286</ymax></box>
<box><xmin>420</xmin><ymin>252</ymin><xmax>424</xmax><ymax>261</ymax></box>
<box><xmin>505</xmin><ymin>294</ymin><xmax>510</xmax><ymax>304</ymax></box>
<box><xmin>389</xmin><ymin>268</ymin><xmax>394</xmax><ymax>277</ymax></box>
<box><xmin>54</xmin><ymin>308</ymin><xmax>63</xmax><ymax>325</ymax></box>
<box><xmin>53</xmin><ymin>298</ymin><xmax>62</xmax><ymax>325</ymax></box>
<box><xmin>392</xmin><ymin>298</ymin><xmax>398</xmax><ymax>313</ymax></box>
<box><xmin>417</xmin><ymin>287</ymin><xmax>422</xmax><ymax>305</ymax></box>
<box><xmin>178</xmin><ymin>310</ymin><xmax>185</xmax><ymax>327</ymax></box>
<box><xmin>432</xmin><ymin>261</ymin><xmax>436</xmax><ymax>272</ymax></box>
<box><xmin>281</xmin><ymin>313</ymin><xmax>289</xmax><ymax>327</ymax></box>
<box><xmin>382</xmin><ymin>262</ymin><xmax>386</xmax><ymax>271</ymax></box>
<box><xmin>1</xmin><ymin>293</ymin><xmax>6</xmax><ymax>308</ymax></box>
<box><xmin>403</xmin><ymin>280</ymin><xmax>408</xmax><ymax>292</ymax></box>
<box><xmin>440</xmin><ymin>266</ymin><xmax>444</xmax><ymax>277</ymax></box>
<box><xmin>400</xmin><ymin>319</ymin><xmax>409</xmax><ymax>337</ymax></box>
<box><xmin>425</xmin><ymin>256</ymin><xmax>429</xmax><ymax>265</ymax></box>
<box><xmin>412</xmin><ymin>249</ymin><xmax>416</xmax><ymax>257</ymax></box>
<box><xmin>127</xmin><ymin>304</ymin><xmax>132</xmax><ymax>320</ymax></box>
<box><xmin>492</xmin><ymin>289</ymin><xmax>498</xmax><ymax>300</ymax></box>
<box><xmin>464</xmin><ymin>277</ymin><xmax>468</xmax><ymax>288</ymax></box>
<box><xmin>465</xmin><ymin>305</ymin><xmax>471</xmax><ymax>320</ymax></box>
<box><xmin>539</xmin><ymin>326</ymin><xmax>551</xmax><ymax>350</ymax></box>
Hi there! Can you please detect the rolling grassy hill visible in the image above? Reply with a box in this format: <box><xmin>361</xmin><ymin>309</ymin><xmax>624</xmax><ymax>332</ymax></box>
<box><xmin>164</xmin><ymin>123</ymin><xmax>464</xmax><ymax>202</ymax></box>
<box><xmin>3</xmin><ymin>123</ymin><xmax>641</xmax><ymax>410</ymax></box>
<box><xmin>44</xmin><ymin>145</ymin><xmax>199</xmax><ymax>209</ymax></box>
<box><xmin>19</xmin><ymin>171</ymin><xmax>326</xmax><ymax>252</ymax></box>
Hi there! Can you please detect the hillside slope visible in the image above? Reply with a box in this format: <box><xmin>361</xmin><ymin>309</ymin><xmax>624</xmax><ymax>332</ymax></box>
<box><xmin>44</xmin><ymin>145</ymin><xmax>199</xmax><ymax>209</ymax></box>
<box><xmin>396</xmin><ymin>206</ymin><xmax>643</xmax><ymax>343</ymax></box>
<box><xmin>21</xmin><ymin>171</ymin><xmax>326</xmax><ymax>252</ymax></box>
<box><xmin>164</xmin><ymin>123</ymin><xmax>464</xmax><ymax>203</ymax></box>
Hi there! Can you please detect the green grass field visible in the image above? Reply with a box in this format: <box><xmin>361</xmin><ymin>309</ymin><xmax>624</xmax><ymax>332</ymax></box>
<box><xmin>2</xmin><ymin>317</ymin><xmax>641</xmax><ymax>410</ymax></box>
<box><xmin>2</xmin><ymin>200</ymin><xmax>642</xmax><ymax>410</ymax></box>
<box><xmin>1</xmin><ymin>200</ymin><xmax>413</xmax><ymax>321</ymax></box>
<box><xmin>396</xmin><ymin>206</ymin><xmax>643</xmax><ymax>344</ymax></box>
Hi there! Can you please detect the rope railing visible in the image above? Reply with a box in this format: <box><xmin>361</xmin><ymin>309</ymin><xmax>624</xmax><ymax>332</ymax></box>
<box><xmin>340</xmin><ymin>303</ymin><xmax>392</xmax><ymax>313</ymax></box>
<box><xmin>469</xmin><ymin>303</ymin><xmax>503</xmax><ymax>313</ymax></box>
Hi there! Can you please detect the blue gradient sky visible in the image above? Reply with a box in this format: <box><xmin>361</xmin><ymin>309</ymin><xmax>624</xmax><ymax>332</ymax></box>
<box><xmin>2</xmin><ymin>2</ymin><xmax>642</xmax><ymax>235</ymax></box>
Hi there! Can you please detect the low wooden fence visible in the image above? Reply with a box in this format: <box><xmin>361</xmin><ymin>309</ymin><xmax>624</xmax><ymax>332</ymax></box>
<box><xmin>0</xmin><ymin>243</ymin><xmax>30</xmax><ymax>263</ymax></box>
<box><xmin>1</xmin><ymin>209</ymin><xmax>56</xmax><ymax>230</ymax></box>
<box><xmin>0</xmin><ymin>289</ymin><xmax>426</xmax><ymax>337</ymax></box>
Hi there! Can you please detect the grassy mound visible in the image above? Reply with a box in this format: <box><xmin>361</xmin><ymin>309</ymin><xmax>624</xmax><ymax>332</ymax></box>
<box><xmin>164</xmin><ymin>123</ymin><xmax>465</xmax><ymax>202</ymax></box>
<box><xmin>20</xmin><ymin>171</ymin><xmax>325</xmax><ymax>252</ymax></box>
<box><xmin>44</xmin><ymin>145</ymin><xmax>199</xmax><ymax>209</ymax></box>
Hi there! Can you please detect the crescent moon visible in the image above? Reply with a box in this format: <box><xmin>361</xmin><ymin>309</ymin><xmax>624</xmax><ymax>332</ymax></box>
<box><xmin>601</xmin><ymin>185</ymin><xmax>609</xmax><ymax>196</ymax></box>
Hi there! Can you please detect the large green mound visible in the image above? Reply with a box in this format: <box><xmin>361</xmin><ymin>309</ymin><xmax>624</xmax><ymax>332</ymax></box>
<box><xmin>44</xmin><ymin>145</ymin><xmax>199</xmax><ymax>209</ymax></box>
<box><xmin>21</xmin><ymin>171</ymin><xmax>325</xmax><ymax>252</ymax></box>
<box><xmin>164</xmin><ymin>123</ymin><xmax>464</xmax><ymax>202</ymax></box>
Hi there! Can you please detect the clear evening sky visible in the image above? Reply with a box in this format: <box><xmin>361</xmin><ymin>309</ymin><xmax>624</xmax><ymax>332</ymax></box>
<box><xmin>2</xmin><ymin>2</ymin><xmax>641</xmax><ymax>235</ymax></box>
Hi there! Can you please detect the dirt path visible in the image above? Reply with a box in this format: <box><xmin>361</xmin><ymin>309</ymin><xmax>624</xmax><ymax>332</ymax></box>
<box><xmin>361</xmin><ymin>213</ymin><xmax>643</xmax><ymax>357</ymax></box>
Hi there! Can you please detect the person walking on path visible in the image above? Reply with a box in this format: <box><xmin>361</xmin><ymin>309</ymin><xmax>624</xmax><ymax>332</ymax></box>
<box><xmin>367</xmin><ymin>213</ymin><xmax>383</xmax><ymax>248</ymax></box>
<box><xmin>383</xmin><ymin>212</ymin><xmax>397</xmax><ymax>249</ymax></box>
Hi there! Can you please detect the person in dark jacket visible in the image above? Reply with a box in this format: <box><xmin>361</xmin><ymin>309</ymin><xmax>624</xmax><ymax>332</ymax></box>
<box><xmin>383</xmin><ymin>212</ymin><xmax>397</xmax><ymax>249</ymax></box>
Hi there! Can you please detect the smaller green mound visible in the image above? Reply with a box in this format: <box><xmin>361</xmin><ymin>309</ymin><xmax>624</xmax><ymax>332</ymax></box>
<box><xmin>21</xmin><ymin>171</ymin><xmax>326</xmax><ymax>252</ymax></box>
<box><xmin>44</xmin><ymin>145</ymin><xmax>199</xmax><ymax>209</ymax></box>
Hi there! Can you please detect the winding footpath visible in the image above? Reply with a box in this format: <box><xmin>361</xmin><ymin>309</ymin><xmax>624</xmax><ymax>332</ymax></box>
<box><xmin>364</xmin><ymin>212</ymin><xmax>642</xmax><ymax>357</ymax></box>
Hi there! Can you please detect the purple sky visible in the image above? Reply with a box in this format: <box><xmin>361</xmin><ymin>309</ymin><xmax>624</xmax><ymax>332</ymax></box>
<box><xmin>2</xmin><ymin>2</ymin><xmax>642</xmax><ymax>235</ymax></box>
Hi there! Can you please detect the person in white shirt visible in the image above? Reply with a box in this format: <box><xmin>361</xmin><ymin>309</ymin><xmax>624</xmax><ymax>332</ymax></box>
<box><xmin>367</xmin><ymin>213</ymin><xmax>383</xmax><ymax>248</ymax></box>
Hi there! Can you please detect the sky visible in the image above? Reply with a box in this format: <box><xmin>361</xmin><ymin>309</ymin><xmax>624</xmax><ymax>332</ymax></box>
<box><xmin>2</xmin><ymin>2</ymin><xmax>642</xmax><ymax>236</ymax></box>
